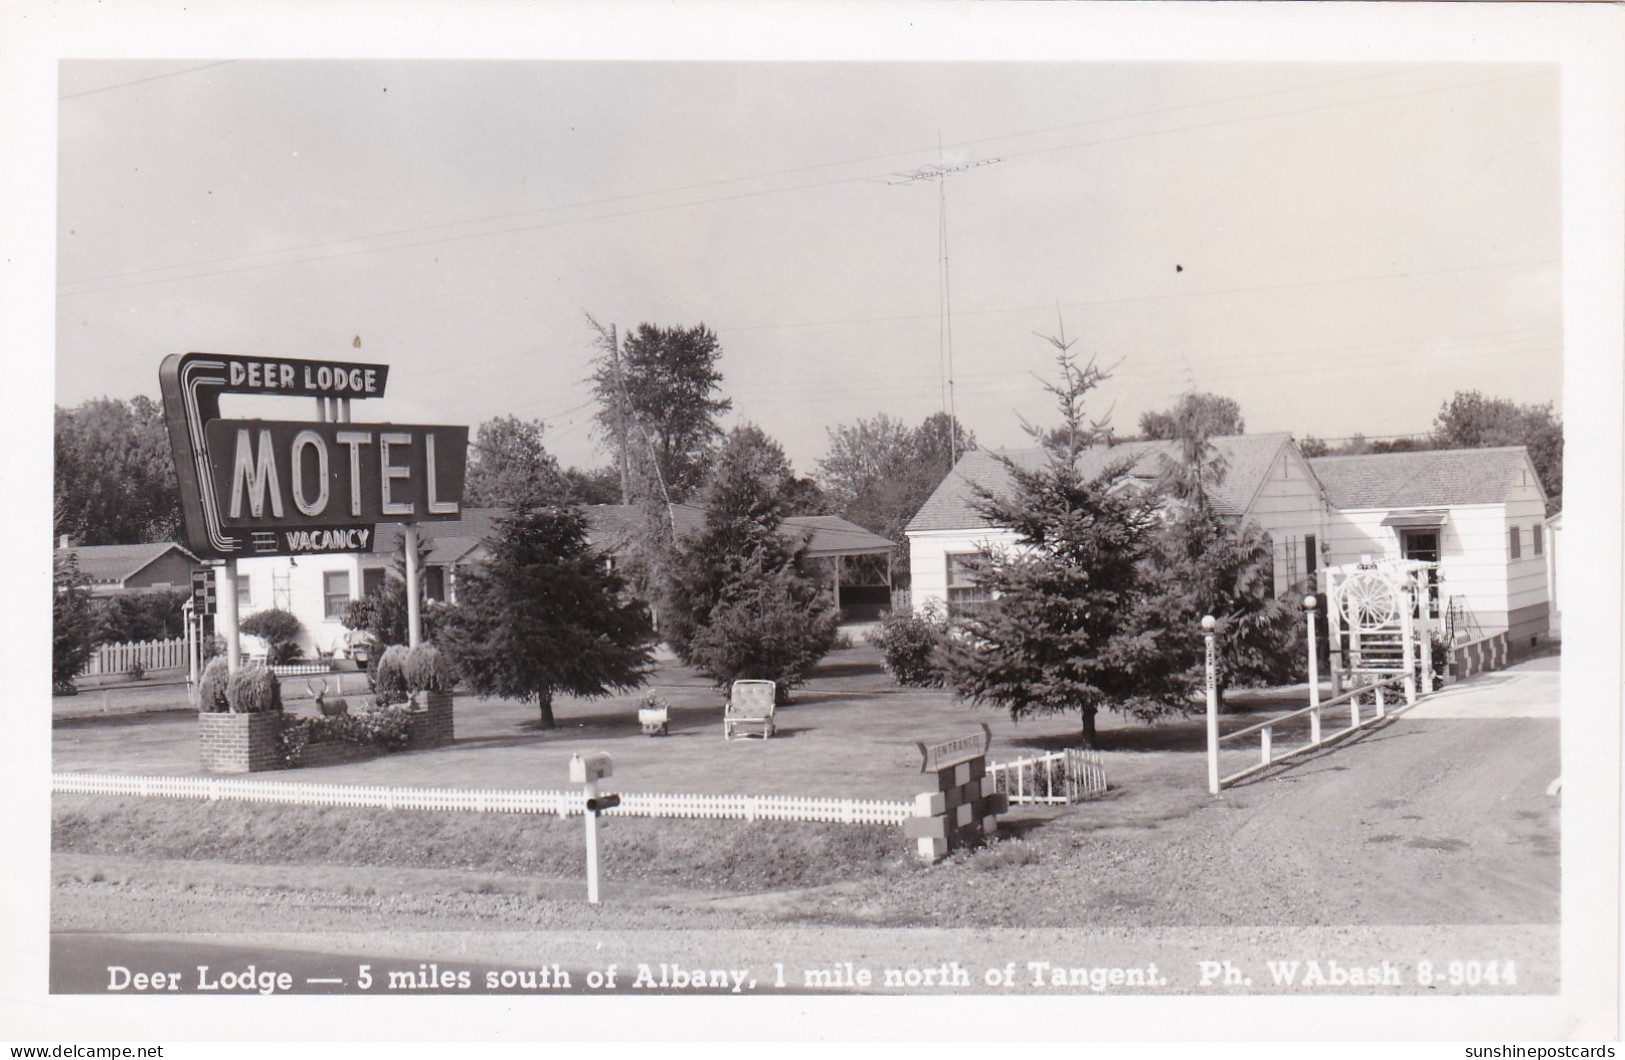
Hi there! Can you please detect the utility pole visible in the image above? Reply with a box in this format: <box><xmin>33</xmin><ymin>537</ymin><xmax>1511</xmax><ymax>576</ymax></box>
<box><xmin>889</xmin><ymin>150</ymin><xmax>1002</xmax><ymax>469</ymax></box>
<box><xmin>609</xmin><ymin>323</ymin><xmax>632</xmax><ymax>505</ymax></box>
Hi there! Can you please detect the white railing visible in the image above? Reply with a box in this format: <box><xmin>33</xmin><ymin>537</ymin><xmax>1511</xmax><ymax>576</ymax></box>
<box><xmin>50</xmin><ymin>773</ymin><xmax>913</xmax><ymax>825</ymax></box>
<box><xmin>81</xmin><ymin>638</ymin><xmax>188</xmax><ymax>678</ymax></box>
<box><xmin>988</xmin><ymin>749</ymin><xmax>1108</xmax><ymax>804</ymax></box>
<box><xmin>1213</xmin><ymin>673</ymin><xmax>1410</xmax><ymax>790</ymax></box>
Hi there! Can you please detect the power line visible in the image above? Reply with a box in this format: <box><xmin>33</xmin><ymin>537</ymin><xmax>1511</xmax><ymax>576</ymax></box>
<box><xmin>58</xmin><ymin>65</ymin><xmax>1435</xmax><ymax>288</ymax></box>
<box><xmin>59</xmin><ymin>62</ymin><xmax>235</xmax><ymax>101</ymax></box>
<box><xmin>57</xmin><ymin>69</ymin><xmax>1549</xmax><ymax>298</ymax></box>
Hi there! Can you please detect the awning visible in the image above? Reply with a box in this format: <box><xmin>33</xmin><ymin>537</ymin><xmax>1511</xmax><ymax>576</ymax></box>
<box><xmin>1381</xmin><ymin>509</ymin><xmax>1449</xmax><ymax>529</ymax></box>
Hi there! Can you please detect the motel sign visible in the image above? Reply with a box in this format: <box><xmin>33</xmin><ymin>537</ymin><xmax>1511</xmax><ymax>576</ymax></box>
<box><xmin>160</xmin><ymin>352</ymin><xmax>467</xmax><ymax>559</ymax></box>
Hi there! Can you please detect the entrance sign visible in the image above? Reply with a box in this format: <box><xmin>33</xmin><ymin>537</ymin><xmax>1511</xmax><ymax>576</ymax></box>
<box><xmin>915</xmin><ymin>724</ymin><xmax>991</xmax><ymax>774</ymax></box>
<box><xmin>160</xmin><ymin>352</ymin><xmax>466</xmax><ymax>559</ymax></box>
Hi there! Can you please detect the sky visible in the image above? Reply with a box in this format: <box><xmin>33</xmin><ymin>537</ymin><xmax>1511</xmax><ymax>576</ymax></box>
<box><xmin>54</xmin><ymin>56</ymin><xmax>1564</xmax><ymax>477</ymax></box>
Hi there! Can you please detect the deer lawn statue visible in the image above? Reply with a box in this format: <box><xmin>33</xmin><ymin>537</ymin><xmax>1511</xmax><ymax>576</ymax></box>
<box><xmin>308</xmin><ymin>678</ymin><xmax>350</xmax><ymax>717</ymax></box>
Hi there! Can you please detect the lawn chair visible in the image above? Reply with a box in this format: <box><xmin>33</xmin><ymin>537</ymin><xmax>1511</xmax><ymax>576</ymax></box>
<box><xmin>724</xmin><ymin>680</ymin><xmax>777</xmax><ymax>740</ymax></box>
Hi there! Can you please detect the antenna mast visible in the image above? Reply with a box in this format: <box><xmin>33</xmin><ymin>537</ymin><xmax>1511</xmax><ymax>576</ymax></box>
<box><xmin>889</xmin><ymin>151</ymin><xmax>1002</xmax><ymax>468</ymax></box>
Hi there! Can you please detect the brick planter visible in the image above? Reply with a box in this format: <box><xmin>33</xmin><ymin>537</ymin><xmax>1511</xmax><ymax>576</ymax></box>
<box><xmin>407</xmin><ymin>690</ymin><xmax>455</xmax><ymax>749</ymax></box>
<box><xmin>199</xmin><ymin>710</ymin><xmax>284</xmax><ymax>774</ymax></box>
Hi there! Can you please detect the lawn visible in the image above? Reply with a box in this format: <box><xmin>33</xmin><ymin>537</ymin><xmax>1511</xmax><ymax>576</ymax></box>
<box><xmin>54</xmin><ymin>636</ymin><xmax>1271</xmax><ymax>802</ymax></box>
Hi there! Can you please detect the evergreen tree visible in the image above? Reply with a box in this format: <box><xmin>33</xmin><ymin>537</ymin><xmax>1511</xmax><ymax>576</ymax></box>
<box><xmin>438</xmin><ymin>505</ymin><xmax>652</xmax><ymax>728</ymax></box>
<box><xmin>942</xmin><ymin>335</ymin><xmax>1182</xmax><ymax>747</ymax></box>
<box><xmin>53</xmin><ymin>552</ymin><xmax>96</xmax><ymax>693</ymax></box>
<box><xmin>1137</xmin><ymin>398</ymin><xmax>1302</xmax><ymax>702</ymax></box>
<box><xmin>663</xmin><ymin>425</ymin><xmax>837</xmax><ymax>700</ymax></box>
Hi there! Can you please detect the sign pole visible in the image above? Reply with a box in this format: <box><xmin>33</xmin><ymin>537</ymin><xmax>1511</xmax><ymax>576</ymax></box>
<box><xmin>404</xmin><ymin>523</ymin><xmax>423</xmax><ymax>649</ymax></box>
<box><xmin>1203</xmin><ymin>615</ymin><xmax>1219</xmax><ymax>795</ymax></box>
<box><xmin>185</xmin><ymin>600</ymin><xmax>198</xmax><ymax>687</ymax></box>
<box><xmin>219</xmin><ymin>560</ymin><xmax>241</xmax><ymax>673</ymax></box>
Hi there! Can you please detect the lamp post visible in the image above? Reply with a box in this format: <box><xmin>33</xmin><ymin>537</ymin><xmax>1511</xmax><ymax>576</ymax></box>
<box><xmin>1304</xmin><ymin>594</ymin><xmax>1321</xmax><ymax>745</ymax></box>
<box><xmin>1203</xmin><ymin>615</ymin><xmax>1219</xmax><ymax>796</ymax></box>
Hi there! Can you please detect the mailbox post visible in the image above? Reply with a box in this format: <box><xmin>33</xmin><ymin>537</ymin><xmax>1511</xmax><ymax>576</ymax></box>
<box><xmin>570</xmin><ymin>752</ymin><xmax>617</xmax><ymax>904</ymax></box>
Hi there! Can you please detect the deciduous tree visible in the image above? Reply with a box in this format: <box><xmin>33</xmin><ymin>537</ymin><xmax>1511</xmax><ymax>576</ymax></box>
<box><xmin>463</xmin><ymin>415</ymin><xmax>567</xmax><ymax>509</ymax></box>
<box><xmin>816</xmin><ymin>411</ymin><xmax>974</xmax><ymax>583</ymax></box>
<box><xmin>1433</xmin><ymin>390</ymin><xmax>1563</xmax><ymax>513</ymax></box>
<box><xmin>1138</xmin><ymin>392</ymin><xmax>1245</xmax><ymax>442</ymax></box>
<box><xmin>54</xmin><ymin>396</ymin><xmax>181</xmax><ymax>545</ymax></box>
<box><xmin>591</xmin><ymin>320</ymin><xmax>731</xmax><ymax>502</ymax></box>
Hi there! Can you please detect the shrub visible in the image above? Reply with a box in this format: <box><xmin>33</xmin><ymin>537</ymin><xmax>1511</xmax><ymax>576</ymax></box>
<box><xmin>309</xmin><ymin>705</ymin><xmax>414</xmax><ymax>751</ymax></box>
<box><xmin>370</xmin><ymin>645</ymin><xmax>411</xmax><ymax>706</ymax></box>
<box><xmin>403</xmin><ymin>642</ymin><xmax>455</xmax><ymax>693</ymax></box>
<box><xmin>870</xmin><ymin>602</ymin><xmax>948</xmax><ymax>687</ymax></box>
<box><xmin>683</xmin><ymin>567</ymin><xmax>839</xmax><ymax>703</ymax></box>
<box><xmin>195</xmin><ymin>657</ymin><xmax>231</xmax><ymax>713</ymax></box>
<box><xmin>90</xmin><ymin>589</ymin><xmax>189</xmax><ymax>646</ymax></box>
<box><xmin>127</xmin><ymin>659</ymin><xmax>146</xmax><ymax>682</ymax></box>
<box><xmin>226</xmin><ymin>663</ymin><xmax>283</xmax><ymax>714</ymax></box>
<box><xmin>240</xmin><ymin>608</ymin><xmax>304</xmax><ymax>664</ymax></box>
<box><xmin>201</xmin><ymin>634</ymin><xmax>225</xmax><ymax>663</ymax></box>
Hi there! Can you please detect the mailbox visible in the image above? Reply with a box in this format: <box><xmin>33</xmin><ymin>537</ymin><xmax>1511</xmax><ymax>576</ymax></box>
<box><xmin>585</xmin><ymin>793</ymin><xmax>621</xmax><ymax>814</ymax></box>
<box><xmin>569</xmin><ymin>752</ymin><xmax>613</xmax><ymax>784</ymax></box>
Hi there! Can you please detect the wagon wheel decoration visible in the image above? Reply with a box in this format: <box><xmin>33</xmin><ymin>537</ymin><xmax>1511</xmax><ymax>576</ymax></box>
<box><xmin>1335</xmin><ymin>569</ymin><xmax>1401</xmax><ymax>630</ymax></box>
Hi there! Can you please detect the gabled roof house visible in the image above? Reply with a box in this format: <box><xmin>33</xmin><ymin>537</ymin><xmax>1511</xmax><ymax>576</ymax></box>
<box><xmin>905</xmin><ymin>437</ymin><xmax>1551</xmax><ymax>649</ymax></box>
<box><xmin>1308</xmin><ymin>446</ymin><xmax>1550</xmax><ymax>646</ymax></box>
<box><xmin>55</xmin><ymin>541</ymin><xmax>203</xmax><ymax>597</ymax></box>
<box><xmin>907</xmin><ymin>433</ymin><xmax>1327</xmax><ymax>617</ymax></box>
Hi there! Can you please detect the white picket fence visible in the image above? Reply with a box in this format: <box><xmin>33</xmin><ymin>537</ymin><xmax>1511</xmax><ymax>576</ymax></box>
<box><xmin>51</xmin><ymin>773</ymin><xmax>913</xmax><ymax>825</ymax></box>
<box><xmin>81</xmin><ymin>638</ymin><xmax>188</xmax><ymax>678</ymax></box>
<box><xmin>987</xmin><ymin>749</ymin><xmax>1109</xmax><ymax>805</ymax></box>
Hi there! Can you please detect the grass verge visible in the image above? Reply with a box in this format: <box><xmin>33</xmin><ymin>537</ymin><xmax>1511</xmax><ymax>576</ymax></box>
<box><xmin>53</xmin><ymin>794</ymin><xmax>912</xmax><ymax>893</ymax></box>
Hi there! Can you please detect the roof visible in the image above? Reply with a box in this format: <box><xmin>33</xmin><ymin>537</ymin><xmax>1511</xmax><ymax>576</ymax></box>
<box><xmin>780</xmin><ymin>515</ymin><xmax>895</xmax><ymax>557</ymax></box>
<box><xmin>373</xmin><ymin>503</ymin><xmax>894</xmax><ymax>563</ymax></box>
<box><xmin>1307</xmin><ymin>446</ymin><xmax>1538</xmax><ymax>509</ymax></box>
<box><xmin>55</xmin><ymin>542</ymin><xmax>201</xmax><ymax>586</ymax></box>
<box><xmin>371</xmin><ymin>509</ymin><xmax>503</xmax><ymax>566</ymax></box>
<box><xmin>905</xmin><ymin>433</ymin><xmax>1294</xmax><ymax>533</ymax></box>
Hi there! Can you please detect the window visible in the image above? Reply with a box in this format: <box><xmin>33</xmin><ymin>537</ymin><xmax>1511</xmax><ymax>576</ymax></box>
<box><xmin>424</xmin><ymin>566</ymin><xmax>446</xmax><ymax>602</ymax></box>
<box><xmin>323</xmin><ymin>570</ymin><xmax>351</xmax><ymax>619</ymax></box>
<box><xmin>1401</xmin><ymin>531</ymin><xmax>1439</xmax><ymax>564</ymax></box>
<box><xmin>361</xmin><ymin>568</ymin><xmax>386</xmax><ymax>598</ymax></box>
<box><xmin>1509</xmin><ymin>527</ymin><xmax>1521</xmax><ymax>560</ymax></box>
<box><xmin>237</xmin><ymin>576</ymin><xmax>252</xmax><ymax>609</ymax></box>
<box><xmin>1533</xmin><ymin>524</ymin><xmax>1544</xmax><ymax>556</ymax></box>
<box><xmin>946</xmin><ymin>551</ymin><xmax>990</xmax><ymax>617</ymax></box>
